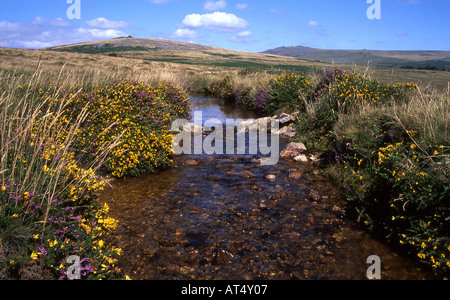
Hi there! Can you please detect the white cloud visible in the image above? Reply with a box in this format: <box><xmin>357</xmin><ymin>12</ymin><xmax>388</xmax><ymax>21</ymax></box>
<box><xmin>236</xmin><ymin>30</ymin><xmax>251</xmax><ymax>37</ymax></box>
<box><xmin>32</xmin><ymin>17</ymin><xmax>47</xmax><ymax>26</ymax></box>
<box><xmin>182</xmin><ymin>12</ymin><xmax>248</xmax><ymax>32</ymax></box>
<box><xmin>173</xmin><ymin>28</ymin><xmax>199</xmax><ymax>39</ymax></box>
<box><xmin>51</xmin><ymin>18</ymin><xmax>71</xmax><ymax>27</ymax></box>
<box><xmin>230</xmin><ymin>30</ymin><xmax>253</xmax><ymax>43</ymax></box>
<box><xmin>269</xmin><ymin>9</ymin><xmax>285</xmax><ymax>15</ymax></box>
<box><xmin>307</xmin><ymin>20</ymin><xmax>320</xmax><ymax>27</ymax></box>
<box><xmin>76</xmin><ymin>28</ymin><xmax>126</xmax><ymax>39</ymax></box>
<box><xmin>236</xmin><ymin>3</ymin><xmax>248</xmax><ymax>10</ymax></box>
<box><xmin>204</xmin><ymin>0</ymin><xmax>227</xmax><ymax>11</ymax></box>
<box><xmin>0</xmin><ymin>17</ymin><xmax>128</xmax><ymax>49</ymax></box>
<box><xmin>18</xmin><ymin>40</ymin><xmax>56</xmax><ymax>49</ymax></box>
<box><xmin>86</xmin><ymin>17</ymin><xmax>129</xmax><ymax>29</ymax></box>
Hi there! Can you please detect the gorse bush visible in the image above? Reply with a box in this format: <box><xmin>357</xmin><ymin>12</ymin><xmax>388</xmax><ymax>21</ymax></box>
<box><xmin>333</xmin><ymin>138</ymin><xmax>449</xmax><ymax>276</ymax></box>
<box><xmin>39</xmin><ymin>80</ymin><xmax>191</xmax><ymax>178</ymax></box>
<box><xmin>211</xmin><ymin>75</ymin><xmax>234</xmax><ymax>102</ymax></box>
<box><xmin>311</xmin><ymin>70</ymin><xmax>449</xmax><ymax>277</ymax></box>
<box><xmin>0</xmin><ymin>77</ymin><xmax>122</xmax><ymax>279</ymax></box>
<box><xmin>313</xmin><ymin>69</ymin><xmax>417</xmax><ymax>111</ymax></box>
<box><xmin>296</xmin><ymin>70</ymin><xmax>419</xmax><ymax>151</ymax></box>
<box><xmin>1</xmin><ymin>72</ymin><xmax>191</xmax><ymax>279</ymax></box>
<box><xmin>268</xmin><ymin>73</ymin><xmax>312</xmax><ymax>112</ymax></box>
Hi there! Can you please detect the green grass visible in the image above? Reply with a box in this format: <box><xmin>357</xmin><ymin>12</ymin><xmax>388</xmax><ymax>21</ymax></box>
<box><xmin>54</xmin><ymin>44</ymin><xmax>150</xmax><ymax>55</ymax></box>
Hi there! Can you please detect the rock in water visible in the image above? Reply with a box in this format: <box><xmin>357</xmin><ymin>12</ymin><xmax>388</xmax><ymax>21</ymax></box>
<box><xmin>213</xmin><ymin>249</ymin><xmax>235</xmax><ymax>265</ymax></box>
<box><xmin>294</xmin><ymin>155</ymin><xmax>308</xmax><ymax>163</ymax></box>
<box><xmin>266</xmin><ymin>175</ymin><xmax>277</xmax><ymax>182</ymax></box>
<box><xmin>185</xmin><ymin>160</ymin><xmax>199</xmax><ymax>166</ymax></box>
<box><xmin>280</xmin><ymin>142</ymin><xmax>307</xmax><ymax>159</ymax></box>
<box><xmin>288</xmin><ymin>171</ymin><xmax>303</xmax><ymax>180</ymax></box>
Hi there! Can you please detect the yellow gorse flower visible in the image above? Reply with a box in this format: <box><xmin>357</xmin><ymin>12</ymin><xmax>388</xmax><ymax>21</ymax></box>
<box><xmin>30</xmin><ymin>252</ymin><xmax>38</xmax><ymax>260</ymax></box>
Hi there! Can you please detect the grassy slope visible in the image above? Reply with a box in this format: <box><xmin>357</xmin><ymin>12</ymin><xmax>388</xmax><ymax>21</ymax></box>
<box><xmin>1</xmin><ymin>37</ymin><xmax>447</xmax><ymax>91</ymax></box>
<box><xmin>45</xmin><ymin>37</ymin><xmax>325</xmax><ymax>73</ymax></box>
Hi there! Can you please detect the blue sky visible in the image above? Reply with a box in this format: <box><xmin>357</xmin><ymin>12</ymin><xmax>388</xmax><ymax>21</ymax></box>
<box><xmin>0</xmin><ymin>0</ymin><xmax>448</xmax><ymax>52</ymax></box>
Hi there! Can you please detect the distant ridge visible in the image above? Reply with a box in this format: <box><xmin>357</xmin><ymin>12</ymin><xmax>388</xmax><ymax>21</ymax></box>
<box><xmin>262</xmin><ymin>46</ymin><xmax>450</xmax><ymax>71</ymax></box>
<box><xmin>44</xmin><ymin>37</ymin><xmax>326</xmax><ymax>74</ymax></box>
<box><xmin>46</xmin><ymin>37</ymin><xmax>219</xmax><ymax>53</ymax></box>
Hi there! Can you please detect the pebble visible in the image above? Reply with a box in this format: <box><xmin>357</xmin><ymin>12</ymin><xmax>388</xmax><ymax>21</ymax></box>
<box><xmin>294</xmin><ymin>155</ymin><xmax>309</xmax><ymax>163</ymax></box>
<box><xmin>185</xmin><ymin>159</ymin><xmax>199</xmax><ymax>166</ymax></box>
<box><xmin>288</xmin><ymin>171</ymin><xmax>303</xmax><ymax>180</ymax></box>
<box><xmin>266</xmin><ymin>175</ymin><xmax>277</xmax><ymax>182</ymax></box>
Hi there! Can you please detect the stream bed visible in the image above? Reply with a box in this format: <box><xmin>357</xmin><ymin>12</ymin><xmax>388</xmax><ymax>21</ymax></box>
<box><xmin>99</xmin><ymin>96</ymin><xmax>434</xmax><ymax>280</ymax></box>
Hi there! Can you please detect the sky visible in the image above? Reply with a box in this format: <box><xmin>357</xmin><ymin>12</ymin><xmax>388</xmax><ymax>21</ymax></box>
<box><xmin>0</xmin><ymin>0</ymin><xmax>449</xmax><ymax>52</ymax></box>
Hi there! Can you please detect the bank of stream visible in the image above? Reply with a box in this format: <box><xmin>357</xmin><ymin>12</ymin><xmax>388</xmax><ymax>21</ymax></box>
<box><xmin>99</xmin><ymin>96</ymin><xmax>434</xmax><ymax>280</ymax></box>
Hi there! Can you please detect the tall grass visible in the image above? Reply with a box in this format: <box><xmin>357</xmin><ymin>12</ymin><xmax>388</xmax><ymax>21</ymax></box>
<box><xmin>392</xmin><ymin>87</ymin><xmax>449</xmax><ymax>149</ymax></box>
<box><xmin>1</xmin><ymin>62</ymin><xmax>192</xmax><ymax>279</ymax></box>
<box><xmin>0</xmin><ymin>69</ymin><xmax>122</xmax><ymax>279</ymax></box>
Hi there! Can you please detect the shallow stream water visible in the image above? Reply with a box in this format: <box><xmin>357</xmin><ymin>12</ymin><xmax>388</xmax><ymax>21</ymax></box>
<box><xmin>99</xmin><ymin>96</ymin><xmax>434</xmax><ymax>280</ymax></box>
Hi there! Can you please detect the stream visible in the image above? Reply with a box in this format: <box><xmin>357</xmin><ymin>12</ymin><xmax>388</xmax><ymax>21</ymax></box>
<box><xmin>99</xmin><ymin>96</ymin><xmax>434</xmax><ymax>280</ymax></box>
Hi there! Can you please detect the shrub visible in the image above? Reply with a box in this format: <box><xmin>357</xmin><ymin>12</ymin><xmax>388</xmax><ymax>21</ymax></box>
<box><xmin>268</xmin><ymin>73</ymin><xmax>312</xmax><ymax>112</ymax></box>
<box><xmin>325</xmin><ymin>83</ymin><xmax>449</xmax><ymax>277</ymax></box>
<box><xmin>211</xmin><ymin>75</ymin><xmax>235</xmax><ymax>101</ymax></box>
<box><xmin>341</xmin><ymin>140</ymin><xmax>450</xmax><ymax>277</ymax></box>
<box><xmin>43</xmin><ymin>80</ymin><xmax>191</xmax><ymax>178</ymax></box>
<box><xmin>211</xmin><ymin>73</ymin><xmax>313</xmax><ymax>113</ymax></box>
<box><xmin>293</xmin><ymin>69</ymin><xmax>450</xmax><ymax>277</ymax></box>
<box><xmin>1</xmin><ymin>75</ymin><xmax>190</xmax><ymax>279</ymax></box>
<box><xmin>232</xmin><ymin>84</ymin><xmax>254</xmax><ymax>111</ymax></box>
<box><xmin>315</xmin><ymin>70</ymin><xmax>417</xmax><ymax>114</ymax></box>
<box><xmin>0</xmin><ymin>79</ymin><xmax>123</xmax><ymax>280</ymax></box>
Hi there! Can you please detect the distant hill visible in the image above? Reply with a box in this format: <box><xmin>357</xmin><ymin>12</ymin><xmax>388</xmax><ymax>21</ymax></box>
<box><xmin>44</xmin><ymin>37</ymin><xmax>328</xmax><ymax>74</ymax></box>
<box><xmin>262</xmin><ymin>46</ymin><xmax>450</xmax><ymax>71</ymax></box>
<box><xmin>46</xmin><ymin>37</ymin><xmax>215</xmax><ymax>53</ymax></box>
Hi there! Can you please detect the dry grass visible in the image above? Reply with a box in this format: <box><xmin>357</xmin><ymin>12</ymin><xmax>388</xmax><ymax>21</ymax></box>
<box><xmin>392</xmin><ymin>86</ymin><xmax>449</xmax><ymax>148</ymax></box>
<box><xmin>2</xmin><ymin>39</ymin><xmax>450</xmax><ymax>92</ymax></box>
<box><xmin>0</xmin><ymin>68</ymin><xmax>119</xmax><ymax>231</ymax></box>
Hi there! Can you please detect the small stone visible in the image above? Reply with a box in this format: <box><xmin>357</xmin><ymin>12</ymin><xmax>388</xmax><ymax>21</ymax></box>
<box><xmin>283</xmin><ymin>128</ymin><xmax>297</xmax><ymax>138</ymax></box>
<box><xmin>291</xmin><ymin>271</ymin><xmax>305</xmax><ymax>280</ymax></box>
<box><xmin>185</xmin><ymin>160</ymin><xmax>199</xmax><ymax>166</ymax></box>
<box><xmin>266</xmin><ymin>175</ymin><xmax>277</xmax><ymax>182</ymax></box>
<box><xmin>280</xmin><ymin>142</ymin><xmax>307</xmax><ymax>159</ymax></box>
<box><xmin>240</xmin><ymin>170</ymin><xmax>254</xmax><ymax>178</ymax></box>
<box><xmin>310</xmin><ymin>193</ymin><xmax>322</xmax><ymax>201</ymax></box>
<box><xmin>279</xmin><ymin>113</ymin><xmax>295</xmax><ymax>124</ymax></box>
<box><xmin>288</xmin><ymin>171</ymin><xmax>303</xmax><ymax>180</ymax></box>
<box><xmin>259</xmin><ymin>201</ymin><xmax>269</xmax><ymax>210</ymax></box>
<box><xmin>213</xmin><ymin>249</ymin><xmax>235</xmax><ymax>265</ymax></box>
<box><xmin>294</xmin><ymin>155</ymin><xmax>308</xmax><ymax>163</ymax></box>
<box><xmin>332</xmin><ymin>205</ymin><xmax>342</xmax><ymax>213</ymax></box>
